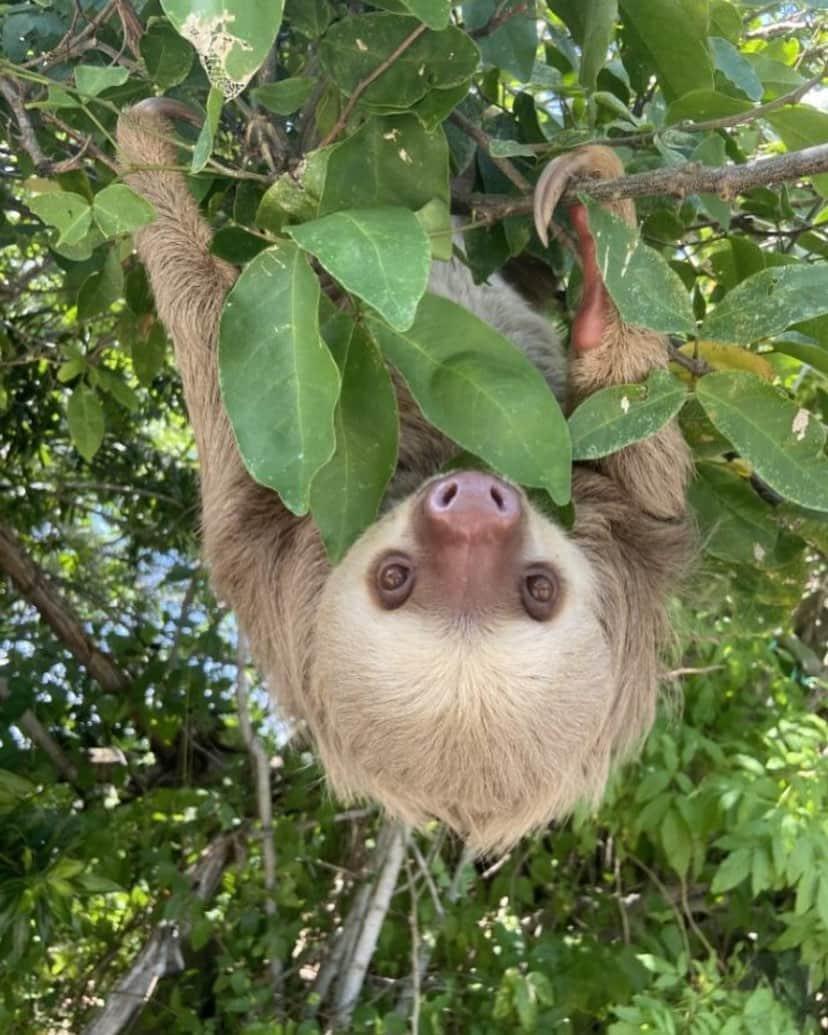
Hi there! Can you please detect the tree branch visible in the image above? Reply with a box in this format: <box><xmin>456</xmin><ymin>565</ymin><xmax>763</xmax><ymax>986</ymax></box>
<box><xmin>0</xmin><ymin>76</ymin><xmax>48</xmax><ymax>170</ymax></box>
<box><xmin>82</xmin><ymin>834</ymin><xmax>234</xmax><ymax>1035</ymax></box>
<box><xmin>334</xmin><ymin>822</ymin><xmax>408</xmax><ymax>1029</ymax></box>
<box><xmin>0</xmin><ymin>676</ymin><xmax>80</xmax><ymax>785</ymax></box>
<box><xmin>465</xmin><ymin>143</ymin><xmax>828</xmax><ymax>224</ymax></box>
<box><xmin>450</xmin><ymin>109</ymin><xmax>532</xmax><ymax>192</ymax></box>
<box><xmin>235</xmin><ymin>635</ymin><xmax>283</xmax><ymax>997</ymax></box>
<box><xmin>0</xmin><ymin>520</ymin><xmax>130</xmax><ymax>693</ymax></box>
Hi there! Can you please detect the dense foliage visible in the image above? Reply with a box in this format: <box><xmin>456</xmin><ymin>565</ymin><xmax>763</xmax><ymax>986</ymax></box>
<box><xmin>0</xmin><ymin>0</ymin><xmax>826</xmax><ymax>1031</ymax></box>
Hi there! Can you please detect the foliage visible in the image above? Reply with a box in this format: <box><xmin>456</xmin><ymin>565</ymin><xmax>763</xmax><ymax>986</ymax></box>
<box><xmin>0</xmin><ymin>0</ymin><xmax>826</xmax><ymax>1032</ymax></box>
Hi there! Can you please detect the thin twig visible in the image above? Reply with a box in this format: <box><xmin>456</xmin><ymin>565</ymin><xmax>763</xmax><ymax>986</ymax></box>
<box><xmin>318</xmin><ymin>22</ymin><xmax>429</xmax><ymax>148</ymax></box>
<box><xmin>450</xmin><ymin>109</ymin><xmax>532</xmax><ymax>192</ymax></box>
<box><xmin>0</xmin><ymin>76</ymin><xmax>48</xmax><ymax>169</ymax></box>
<box><xmin>0</xmin><ymin>676</ymin><xmax>81</xmax><ymax>787</ymax></box>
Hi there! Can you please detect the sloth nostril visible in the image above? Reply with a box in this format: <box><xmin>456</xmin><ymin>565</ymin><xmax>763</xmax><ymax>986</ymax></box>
<box><xmin>437</xmin><ymin>481</ymin><xmax>458</xmax><ymax>508</ymax></box>
<box><xmin>490</xmin><ymin>485</ymin><xmax>505</xmax><ymax>510</ymax></box>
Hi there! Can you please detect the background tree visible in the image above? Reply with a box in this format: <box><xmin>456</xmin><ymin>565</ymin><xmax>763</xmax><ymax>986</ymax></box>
<box><xmin>0</xmin><ymin>1</ymin><xmax>827</xmax><ymax>1032</ymax></box>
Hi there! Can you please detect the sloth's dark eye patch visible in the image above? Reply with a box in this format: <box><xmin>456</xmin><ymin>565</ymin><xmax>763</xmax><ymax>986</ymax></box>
<box><xmin>375</xmin><ymin>555</ymin><xmax>416</xmax><ymax>609</ymax></box>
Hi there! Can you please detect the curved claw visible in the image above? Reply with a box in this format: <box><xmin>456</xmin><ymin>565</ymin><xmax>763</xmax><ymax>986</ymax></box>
<box><xmin>533</xmin><ymin>146</ymin><xmax>628</xmax><ymax>247</ymax></box>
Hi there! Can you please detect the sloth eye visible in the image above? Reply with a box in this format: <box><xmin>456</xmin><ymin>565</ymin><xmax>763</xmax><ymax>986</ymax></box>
<box><xmin>375</xmin><ymin>555</ymin><xmax>415</xmax><ymax>610</ymax></box>
<box><xmin>521</xmin><ymin>567</ymin><xmax>560</xmax><ymax>621</ymax></box>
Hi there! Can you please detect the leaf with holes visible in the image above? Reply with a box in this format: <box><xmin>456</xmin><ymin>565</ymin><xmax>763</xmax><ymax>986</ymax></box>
<box><xmin>289</xmin><ymin>208</ymin><xmax>430</xmax><ymax>331</ymax></box>
<box><xmin>584</xmin><ymin>200</ymin><xmax>696</xmax><ymax>335</ymax></box>
<box><xmin>568</xmin><ymin>369</ymin><xmax>687</xmax><ymax>460</ymax></box>
<box><xmin>219</xmin><ymin>241</ymin><xmax>341</xmax><ymax>514</ymax></box>
<box><xmin>367</xmin><ymin>294</ymin><xmax>571</xmax><ymax>504</ymax></box>
<box><xmin>695</xmin><ymin>371</ymin><xmax>828</xmax><ymax>513</ymax></box>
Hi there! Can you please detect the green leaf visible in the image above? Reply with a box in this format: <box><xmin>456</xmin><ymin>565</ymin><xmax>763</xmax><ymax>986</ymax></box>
<box><xmin>583</xmin><ymin>200</ymin><xmax>697</xmax><ymax>335</ymax></box>
<box><xmin>711</xmin><ymin>847</ymin><xmax>751</xmax><ymax>894</ymax></box>
<box><xmin>159</xmin><ymin>0</ymin><xmax>284</xmax><ymax>95</ymax></box>
<box><xmin>191</xmin><ymin>85</ymin><xmax>223</xmax><ymax>173</ymax></box>
<box><xmin>695</xmin><ymin>371</ymin><xmax>828</xmax><ymax>513</ymax></box>
<box><xmin>96</xmin><ymin>369</ymin><xmax>139</xmax><ymax>413</ymax></box>
<box><xmin>321</xmin><ymin>115</ymin><xmax>449</xmax><ymax>213</ymax></box>
<box><xmin>320</xmin><ymin>14</ymin><xmax>479</xmax><ymax>110</ymax></box>
<box><xmin>661</xmin><ymin>807</ymin><xmax>691</xmax><ymax>878</ymax></box>
<box><xmin>132</xmin><ymin>321</ymin><xmax>168</xmax><ymax>386</ymax></box>
<box><xmin>766</xmin><ymin>106</ymin><xmax>828</xmax><ymax>197</ymax></box>
<box><xmin>689</xmin><ymin>462</ymin><xmax>779</xmax><ymax>566</ymax></box>
<box><xmin>77</xmin><ymin>247</ymin><xmax>124</xmax><ymax>320</ymax></box>
<box><xmin>29</xmin><ymin>191</ymin><xmax>92</xmax><ymax>246</ymax></box>
<box><xmin>252</xmin><ymin>78</ymin><xmax>315</xmax><ymax>115</ymax></box>
<box><xmin>701</xmin><ymin>264</ymin><xmax>828</xmax><ymax>345</ymax></box>
<box><xmin>710</xmin><ymin>36</ymin><xmax>762</xmax><ymax>101</ymax></box>
<box><xmin>93</xmin><ymin>184</ymin><xmax>156</xmax><ymax>238</ymax></box>
<box><xmin>579</xmin><ymin>0</ymin><xmax>618</xmax><ymax>90</ymax></box>
<box><xmin>415</xmin><ymin>197</ymin><xmax>453</xmax><ymax>260</ymax></box>
<box><xmin>619</xmin><ymin>0</ymin><xmax>713</xmax><ymax>101</ymax></box>
<box><xmin>666</xmin><ymin>89</ymin><xmax>752</xmax><ymax>125</ymax></box>
<box><xmin>476</xmin><ymin>2</ymin><xmax>537</xmax><ymax>82</ymax></box>
<box><xmin>288</xmin><ymin>208</ymin><xmax>430</xmax><ymax>331</ymax></box>
<box><xmin>140</xmin><ymin>21</ymin><xmax>194</xmax><ymax>89</ymax></box>
<box><xmin>399</xmin><ymin>0</ymin><xmax>452</xmax><ymax>28</ymax></box>
<box><xmin>67</xmin><ymin>384</ymin><xmax>105</xmax><ymax>461</ymax></box>
<box><xmin>311</xmin><ymin>318</ymin><xmax>399</xmax><ymax>562</ymax></box>
<box><xmin>568</xmin><ymin>369</ymin><xmax>687</xmax><ymax>461</ymax></box>
<box><xmin>772</xmin><ymin>338</ymin><xmax>828</xmax><ymax>378</ymax></box>
<box><xmin>219</xmin><ymin>242</ymin><xmax>340</xmax><ymax>514</ymax></box>
<box><xmin>367</xmin><ymin>294</ymin><xmax>572</xmax><ymax>504</ymax></box>
<box><xmin>74</xmin><ymin>64</ymin><xmax>129</xmax><ymax>96</ymax></box>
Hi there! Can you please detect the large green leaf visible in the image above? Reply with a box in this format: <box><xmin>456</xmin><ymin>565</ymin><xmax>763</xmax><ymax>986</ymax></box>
<box><xmin>93</xmin><ymin>184</ymin><xmax>156</xmax><ymax>238</ymax></box>
<box><xmin>710</xmin><ymin>36</ymin><xmax>762</xmax><ymax>100</ymax></box>
<box><xmin>584</xmin><ymin>200</ymin><xmax>697</xmax><ymax>336</ymax></box>
<box><xmin>619</xmin><ymin>0</ymin><xmax>713</xmax><ymax>101</ymax></box>
<box><xmin>772</xmin><ymin>339</ymin><xmax>828</xmax><ymax>378</ymax></box>
<box><xmin>689</xmin><ymin>462</ymin><xmax>780</xmax><ymax>566</ymax></box>
<box><xmin>67</xmin><ymin>385</ymin><xmax>105</xmax><ymax>461</ymax></box>
<box><xmin>666</xmin><ymin>89</ymin><xmax>752</xmax><ymax>125</ymax></box>
<box><xmin>29</xmin><ymin>191</ymin><xmax>92</xmax><ymax>246</ymax></box>
<box><xmin>568</xmin><ymin>369</ymin><xmax>687</xmax><ymax>460</ymax></box>
<box><xmin>251</xmin><ymin>78</ymin><xmax>314</xmax><ymax>115</ymax></box>
<box><xmin>140</xmin><ymin>21</ymin><xmax>194</xmax><ymax>89</ymax></box>
<box><xmin>321</xmin><ymin>115</ymin><xmax>449</xmax><ymax>213</ymax></box>
<box><xmin>311</xmin><ymin>317</ymin><xmax>399</xmax><ymax>562</ymax></box>
<box><xmin>701</xmin><ymin>264</ymin><xmax>828</xmax><ymax>345</ymax></box>
<box><xmin>320</xmin><ymin>14</ymin><xmax>478</xmax><ymax>110</ymax></box>
<box><xmin>159</xmin><ymin>0</ymin><xmax>284</xmax><ymax>96</ymax></box>
<box><xmin>476</xmin><ymin>1</ymin><xmax>537</xmax><ymax>82</ymax></box>
<box><xmin>366</xmin><ymin>294</ymin><xmax>572</xmax><ymax>504</ymax></box>
<box><xmin>218</xmin><ymin>242</ymin><xmax>341</xmax><ymax>514</ymax></box>
<box><xmin>695</xmin><ymin>371</ymin><xmax>828</xmax><ymax>512</ymax></box>
<box><xmin>288</xmin><ymin>208</ymin><xmax>430</xmax><ymax>331</ymax></box>
<box><xmin>579</xmin><ymin>0</ymin><xmax>618</xmax><ymax>89</ymax></box>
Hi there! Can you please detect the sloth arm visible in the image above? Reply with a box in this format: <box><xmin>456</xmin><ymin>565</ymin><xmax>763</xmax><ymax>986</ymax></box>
<box><xmin>535</xmin><ymin>147</ymin><xmax>695</xmax><ymax>752</ymax></box>
<box><xmin>116</xmin><ymin>101</ymin><xmax>302</xmax><ymax>626</ymax></box>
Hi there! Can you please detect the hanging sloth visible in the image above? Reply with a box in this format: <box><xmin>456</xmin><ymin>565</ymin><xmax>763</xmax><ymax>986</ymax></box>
<box><xmin>118</xmin><ymin>101</ymin><xmax>693</xmax><ymax>855</ymax></box>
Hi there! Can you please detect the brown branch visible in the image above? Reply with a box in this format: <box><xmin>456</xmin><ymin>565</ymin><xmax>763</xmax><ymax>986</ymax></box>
<box><xmin>450</xmin><ymin>110</ymin><xmax>532</xmax><ymax>192</ymax></box>
<box><xmin>82</xmin><ymin>834</ymin><xmax>235</xmax><ymax>1035</ymax></box>
<box><xmin>24</xmin><ymin>0</ymin><xmax>117</xmax><ymax>70</ymax></box>
<box><xmin>465</xmin><ymin>143</ymin><xmax>828</xmax><ymax>224</ymax></box>
<box><xmin>0</xmin><ymin>520</ymin><xmax>130</xmax><ymax>693</ymax></box>
<box><xmin>0</xmin><ymin>676</ymin><xmax>80</xmax><ymax>785</ymax></box>
<box><xmin>318</xmin><ymin>22</ymin><xmax>429</xmax><ymax>148</ymax></box>
<box><xmin>41</xmin><ymin>111</ymin><xmax>120</xmax><ymax>172</ymax></box>
<box><xmin>0</xmin><ymin>76</ymin><xmax>48</xmax><ymax>170</ymax></box>
<box><xmin>674</xmin><ymin>64</ymin><xmax>826</xmax><ymax>135</ymax></box>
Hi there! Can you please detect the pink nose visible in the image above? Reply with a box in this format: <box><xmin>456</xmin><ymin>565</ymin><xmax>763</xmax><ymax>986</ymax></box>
<box><xmin>420</xmin><ymin>472</ymin><xmax>522</xmax><ymax>546</ymax></box>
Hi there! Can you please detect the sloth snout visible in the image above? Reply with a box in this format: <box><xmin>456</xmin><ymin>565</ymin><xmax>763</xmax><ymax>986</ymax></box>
<box><xmin>420</xmin><ymin>472</ymin><xmax>522</xmax><ymax>547</ymax></box>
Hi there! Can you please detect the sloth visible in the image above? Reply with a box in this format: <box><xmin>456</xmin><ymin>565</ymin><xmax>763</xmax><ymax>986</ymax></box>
<box><xmin>117</xmin><ymin>101</ymin><xmax>693</xmax><ymax>855</ymax></box>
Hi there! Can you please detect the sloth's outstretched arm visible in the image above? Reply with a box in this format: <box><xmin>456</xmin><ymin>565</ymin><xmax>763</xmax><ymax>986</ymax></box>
<box><xmin>116</xmin><ymin>101</ymin><xmax>304</xmax><ymax>639</ymax></box>
<box><xmin>535</xmin><ymin>146</ymin><xmax>695</xmax><ymax>753</ymax></box>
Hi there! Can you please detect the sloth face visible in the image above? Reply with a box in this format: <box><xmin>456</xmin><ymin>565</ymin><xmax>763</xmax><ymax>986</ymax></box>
<box><xmin>309</xmin><ymin>471</ymin><xmax>618</xmax><ymax>854</ymax></box>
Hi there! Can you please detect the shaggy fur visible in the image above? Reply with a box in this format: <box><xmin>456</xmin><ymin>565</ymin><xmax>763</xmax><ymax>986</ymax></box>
<box><xmin>117</xmin><ymin>102</ymin><xmax>694</xmax><ymax>855</ymax></box>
